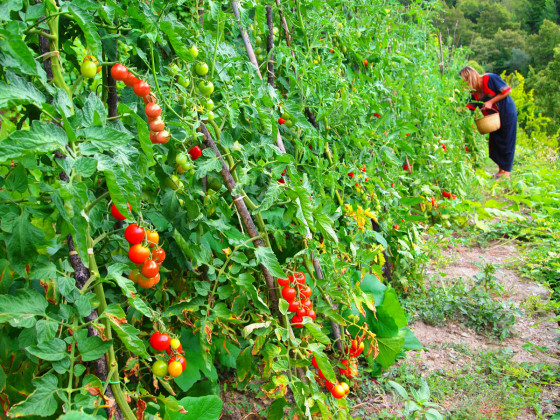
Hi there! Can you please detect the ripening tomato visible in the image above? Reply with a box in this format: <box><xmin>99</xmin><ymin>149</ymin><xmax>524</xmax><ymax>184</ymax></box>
<box><xmin>81</xmin><ymin>60</ymin><xmax>97</xmax><ymax>79</ymax></box>
<box><xmin>129</xmin><ymin>244</ymin><xmax>150</xmax><ymax>264</ymax></box>
<box><xmin>133</xmin><ymin>80</ymin><xmax>151</xmax><ymax>97</ymax></box>
<box><xmin>137</xmin><ymin>273</ymin><xmax>159</xmax><ymax>288</ymax></box>
<box><xmin>150</xmin><ymin>118</ymin><xmax>165</xmax><ymax>132</ymax></box>
<box><xmin>169</xmin><ymin>355</ymin><xmax>187</xmax><ymax>371</ymax></box>
<box><xmin>152</xmin><ymin>247</ymin><xmax>166</xmax><ymax>264</ymax></box>
<box><xmin>325</xmin><ymin>380</ymin><xmax>335</xmax><ymax>391</ymax></box>
<box><xmin>124</xmin><ymin>223</ymin><xmax>145</xmax><ymax>244</ymax></box>
<box><xmin>146</xmin><ymin>230</ymin><xmax>159</xmax><ymax>247</ymax></box>
<box><xmin>128</xmin><ymin>268</ymin><xmax>141</xmax><ymax>283</ymax></box>
<box><xmin>149</xmin><ymin>131</ymin><xmax>158</xmax><ymax>144</ymax></box>
<box><xmin>166</xmin><ymin>339</ymin><xmax>183</xmax><ymax>355</ymax></box>
<box><xmin>168</xmin><ymin>360</ymin><xmax>183</xmax><ymax>377</ymax></box>
<box><xmin>145</xmin><ymin>102</ymin><xmax>162</xmax><ymax>118</ymax></box>
<box><xmin>111</xmin><ymin>64</ymin><xmax>129</xmax><ymax>81</ymax></box>
<box><xmin>155</xmin><ymin>131</ymin><xmax>170</xmax><ymax>144</ymax></box>
<box><xmin>111</xmin><ymin>203</ymin><xmax>131</xmax><ymax>220</ymax></box>
<box><xmin>150</xmin><ymin>332</ymin><xmax>171</xmax><ymax>351</ymax></box>
<box><xmin>278</xmin><ymin>277</ymin><xmax>289</xmax><ymax>287</ymax></box>
<box><xmin>282</xmin><ymin>286</ymin><xmax>297</xmax><ymax>302</ymax></box>
<box><xmin>189</xmin><ymin>145</ymin><xmax>202</xmax><ymax>160</ymax></box>
<box><xmin>152</xmin><ymin>360</ymin><xmax>168</xmax><ymax>377</ymax></box>
<box><xmin>141</xmin><ymin>260</ymin><xmax>159</xmax><ymax>278</ymax></box>
<box><xmin>331</xmin><ymin>384</ymin><xmax>346</xmax><ymax>399</ymax></box>
<box><xmin>340</xmin><ymin>382</ymin><xmax>350</xmax><ymax>395</ymax></box>
<box><xmin>143</xmin><ymin>92</ymin><xmax>158</xmax><ymax>105</ymax></box>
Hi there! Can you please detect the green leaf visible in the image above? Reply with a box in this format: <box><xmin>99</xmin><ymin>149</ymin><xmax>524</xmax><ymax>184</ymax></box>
<box><xmin>0</xmin><ymin>120</ymin><xmax>67</xmax><ymax>161</ymax></box>
<box><xmin>255</xmin><ymin>247</ymin><xmax>286</xmax><ymax>278</ymax></box>
<box><xmin>0</xmin><ymin>72</ymin><xmax>45</xmax><ymax>109</ymax></box>
<box><xmin>236</xmin><ymin>347</ymin><xmax>252</xmax><ymax>381</ymax></box>
<box><xmin>312</xmin><ymin>351</ymin><xmax>336</xmax><ymax>383</ymax></box>
<box><xmin>58</xmin><ymin>412</ymin><xmax>105</xmax><ymax>420</ymax></box>
<box><xmin>78</xmin><ymin>126</ymin><xmax>132</xmax><ymax>151</ymax></box>
<box><xmin>35</xmin><ymin>319</ymin><xmax>58</xmax><ymax>344</ymax></box>
<box><xmin>68</xmin><ymin>5</ymin><xmax>101</xmax><ymax>56</ymax></box>
<box><xmin>26</xmin><ymin>339</ymin><xmax>67</xmax><ymax>361</ymax></box>
<box><xmin>104</xmin><ymin>304</ymin><xmax>149</xmax><ymax>359</ymax></box>
<box><xmin>375</xmin><ymin>335</ymin><xmax>405</xmax><ymax>369</ymax></box>
<box><xmin>195</xmin><ymin>150</ymin><xmax>223</xmax><ymax>179</ymax></box>
<box><xmin>402</xmin><ymin>327</ymin><xmax>423</xmax><ymax>351</ymax></box>
<box><xmin>304</xmin><ymin>322</ymin><xmax>331</xmax><ymax>345</ymax></box>
<box><xmin>161</xmin><ymin>21</ymin><xmax>193</xmax><ymax>63</ymax></box>
<box><xmin>8</xmin><ymin>374</ymin><xmax>59</xmax><ymax>417</ymax></box>
<box><xmin>267</xmin><ymin>398</ymin><xmax>288</xmax><ymax>420</ymax></box>
<box><xmin>76</xmin><ymin>336</ymin><xmax>113</xmax><ymax>362</ymax></box>
<box><xmin>169</xmin><ymin>395</ymin><xmax>223</xmax><ymax>420</ymax></box>
<box><xmin>314</xmin><ymin>212</ymin><xmax>338</xmax><ymax>244</ymax></box>
<box><xmin>0</xmin><ymin>289</ymin><xmax>48</xmax><ymax>328</ymax></box>
<box><xmin>387</xmin><ymin>380</ymin><xmax>409</xmax><ymax>399</ymax></box>
<box><xmin>0</xmin><ymin>32</ymin><xmax>38</xmax><ymax>75</ymax></box>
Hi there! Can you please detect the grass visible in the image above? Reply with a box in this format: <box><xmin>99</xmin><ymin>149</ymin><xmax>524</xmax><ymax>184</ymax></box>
<box><xmin>382</xmin><ymin>346</ymin><xmax>560</xmax><ymax>420</ymax></box>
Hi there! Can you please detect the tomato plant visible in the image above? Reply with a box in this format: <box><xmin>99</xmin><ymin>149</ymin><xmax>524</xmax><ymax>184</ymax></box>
<box><xmin>0</xmin><ymin>0</ymin><xmax>478</xmax><ymax>418</ymax></box>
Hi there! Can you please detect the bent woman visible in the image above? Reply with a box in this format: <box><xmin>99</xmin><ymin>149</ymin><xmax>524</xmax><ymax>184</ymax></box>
<box><xmin>460</xmin><ymin>66</ymin><xmax>517</xmax><ymax>178</ymax></box>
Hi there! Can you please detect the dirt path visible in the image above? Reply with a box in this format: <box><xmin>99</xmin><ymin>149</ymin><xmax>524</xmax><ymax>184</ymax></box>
<box><xmin>401</xmin><ymin>241</ymin><xmax>560</xmax><ymax>417</ymax></box>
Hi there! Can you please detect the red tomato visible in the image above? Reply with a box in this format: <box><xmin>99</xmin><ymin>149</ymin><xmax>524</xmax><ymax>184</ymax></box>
<box><xmin>124</xmin><ymin>223</ymin><xmax>145</xmax><ymax>244</ymax></box>
<box><xmin>278</xmin><ymin>277</ymin><xmax>289</xmax><ymax>287</ymax></box>
<box><xmin>348</xmin><ymin>172</ymin><xmax>354</xmax><ymax>179</ymax></box>
<box><xmin>123</xmin><ymin>73</ymin><xmax>139</xmax><ymax>87</ymax></box>
<box><xmin>296</xmin><ymin>308</ymin><xmax>307</xmax><ymax>317</ymax></box>
<box><xmin>300</xmin><ymin>285</ymin><xmax>312</xmax><ymax>298</ymax></box>
<box><xmin>288</xmin><ymin>300</ymin><xmax>301</xmax><ymax>313</ymax></box>
<box><xmin>155</xmin><ymin>130</ymin><xmax>170</xmax><ymax>144</ymax></box>
<box><xmin>278</xmin><ymin>117</ymin><xmax>286</xmax><ymax>125</ymax></box>
<box><xmin>133</xmin><ymin>80</ymin><xmax>151</xmax><ymax>97</ymax></box>
<box><xmin>129</xmin><ymin>244</ymin><xmax>150</xmax><ymax>264</ymax></box>
<box><xmin>312</xmin><ymin>355</ymin><xmax>319</xmax><ymax>369</ymax></box>
<box><xmin>306</xmin><ymin>309</ymin><xmax>316</xmax><ymax>321</ymax></box>
<box><xmin>301</xmin><ymin>300</ymin><xmax>313</xmax><ymax>310</ymax></box>
<box><xmin>291</xmin><ymin>314</ymin><xmax>304</xmax><ymax>328</ymax></box>
<box><xmin>325</xmin><ymin>380</ymin><xmax>335</xmax><ymax>391</ymax></box>
<box><xmin>294</xmin><ymin>271</ymin><xmax>306</xmax><ymax>284</ymax></box>
<box><xmin>189</xmin><ymin>145</ymin><xmax>202</xmax><ymax>160</ymax></box>
<box><xmin>149</xmin><ymin>332</ymin><xmax>171</xmax><ymax>351</ymax></box>
<box><xmin>166</xmin><ymin>342</ymin><xmax>184</xmax><ymax>355</ymax></box>
<box><xmin>141</xmin><ymin>260</ymin><xmax>159</xmax><ymax>278</ymax></box>
<box><xmin>340</xmin><ymin>382</ymin><xmax>350</xmax><ymax>395</ymax></box>
<box><xmin>152</xmin><ymin>247</ymin><xmax>166</xmax><ymax>264</ymax></box>
<box><xmin>137</xmin><ymin>273</ymin><xmax>160</xmax><ymax>288</ymax></box>
<box><xmin>111</xmin><ymin>203</ymin><xmax>131</xmax><ymax>220</ymax></box>
<box><xmin>282</xmin><ymin>286</ymin><xmax>297</xmax><ymax>302</ymax></box>
<box><xmin>145</xmin><ymin>102</ymin><xmax>162</xmax><ymax>118</ymax></box>
<box><xmin>442</xmin><ymin>191</ymin><xmax>451</xmax><ymax>199</ymax></box>
<box><xmin>111</xmin><ymin>64</ymin><xmax>129</xmax><ymax>81</ymax></box>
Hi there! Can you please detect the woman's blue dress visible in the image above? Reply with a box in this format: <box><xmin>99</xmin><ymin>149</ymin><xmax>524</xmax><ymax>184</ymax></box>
<box><xmin>467</xmin><ymin>73</ymin><xmax>517</xmax><ymax>172</ymax></box>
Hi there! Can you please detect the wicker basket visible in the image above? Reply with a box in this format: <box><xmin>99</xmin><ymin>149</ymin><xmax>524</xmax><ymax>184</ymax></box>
<box><xmin>475</xmin><ymin>110</ymin><xmax>500</xmax><ymax>135</ymax></box>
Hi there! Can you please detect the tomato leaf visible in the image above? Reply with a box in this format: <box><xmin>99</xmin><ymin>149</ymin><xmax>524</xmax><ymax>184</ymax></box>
<box><xmin>304</xmin><ymin>322</ymin><xmax>331</xmax><ymax>345</ymax></box>
<box><xmin>105</xmin><ymin>304</ymin><xmax>149</xmax><ymax>359</ymax></box>
<box><xmin>0</xmin><ymin>72</ymin><xmax>45</xmax><ymax>109</ymax></box>
<box><xmin>169</xmin><ymin>395</ymin><xmax>223</xmax><ymax>420</ymax></box>
<box><xmin>76</xmin><ymin>335</ymin><xmax>113</xmax><ymax>362</ymax></box>
<box><xmin>0</xmin><ymin>288</ymin><xmax>47</xmax><ymax>329</ymax></box>
<box><xmin>67</xmin><ymin>5</ymin><xmax>102</xmax><ymax>56</ymax></box>
<box><xmin>7</xmin><ymin>374</ymin><xmax>59</xmax><ymax>417</ymax></box>
<box><xmin>255</xmin><ymin>246</ymin><xmax>286</xmax><ymax>278</ymax></box>
<box><xmin>236</xmin><ymin>347</ymin><xmax>252</xmax><ymax>381</ymax></box>
<box><xmin>374</xmin><ymin>333</ymin><xmax>406</xmax><ymax>369</ymax></box>
<box><xmin>26</xmin><ymin>338</ymin><xmax>67</xmax><ymax>361</ymax></box>
<box><xmin>0</xmin><ymin>120</ymin><xmax>67</xmax><ymax>161</ymax></box>
<box><xmin>314</xmin><ymin>212</ymin><xmax>338</xmax><ymax>244</ymax></box>
<box><xmin>312</xmin><ymin>350</ymin><xmax>336</xmax><ymax>383</ymax></box>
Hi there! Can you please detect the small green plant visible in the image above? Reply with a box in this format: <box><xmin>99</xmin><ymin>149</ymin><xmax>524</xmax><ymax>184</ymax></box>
<box><xmin>387</xmin><ymin>379</ymin><xmax>444</xmax><ymax>420</ymax></box>
<box><xmin>473</xmin><ymin>260</ymin><xmax>504</xmax><ymax>296</ymax></box>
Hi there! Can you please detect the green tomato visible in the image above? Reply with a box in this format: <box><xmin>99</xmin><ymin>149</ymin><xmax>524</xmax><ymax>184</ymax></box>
<box><xmin>176</xmin><ymin>153</ymin><xmax>188</xmax><ymax>166</ymax></box>
<box><xmin>198</xmin><ymin>81</ymin><xmax>214</xmax><ymax>96</ymax></box>
<box><xmin>152</xmin><ymin>360</ymin><xmax>168</xmax><ymax>377</ymax></box>
<box><xmin>207</xmin><ymin>173</ymin><xmax>223</xmax><ymax>191</ymax></box>
<box><xmin>256</xmin><ymin>36</ymin><xmax>262</xmax><ymax>44</ymax></box>
<box><xmin>168</xmin><ymin>63</ymin><xmax>179</xmax><ymax>76</ymax></box>
<box><xmin>204</xmin><ymin>98</ymin><xmax>215</xmax><ymax>111</ymax></box>
<box><xmin>189</xmin><ymin>45</ymin><xmax>199</xmax><ymax>59</ymax></box>
<box><xmin>178</xmin><ymin>75</ymin><xmax>190</xmax><ymax>88</ymax></box>
<box><xmin>273</xmin><ymin>26</ymin><xmax>279</xmax><ymax>35</ymax></box>
<box><xmin>195</xmin><ymin>62</ymin><xmax>209</xmax><ymax>76</ymax></box>
<box><xmin>255</xmin><ymin>47</ymin><xmax>263</xmax><ymax>55</ymax></box>
<box><xmin>281</xmin><ymin>111</ymin><xmax>290</xmax><ymax>120</ymax></box>
<box><xmin>165</xmin><ymin>175</ymin><xmax>184</xmax><ymax>191</ymax></box>
<box><xmin>207</xmin><ymin>111</ymin><xmax>215</xmax><ymax>121</ymax></box>
<box><xmin>81</xmin><ymin>61</ymin><xmax>97</xmax><ymax>79</ymax></box>
<box><xmin>257</xmin><ymin>54</ymin><xmax>264</xmax><ymax>62</ymax></box>
<box><xmin>285</xmin><ymin>119</ymin><xmax>293</xmax><ymax>128</ymax></box>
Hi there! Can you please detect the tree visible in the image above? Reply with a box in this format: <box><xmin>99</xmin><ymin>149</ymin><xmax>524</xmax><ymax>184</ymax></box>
<box><xmin>527</xmin><ymin>19</ymin><xmax>560</xmax><ymax>71</ymax></box>
<box><xmin>542</xmin><ymin>0</ymin><xmax>559</xmax><ymax>24</ymax></box>
<box><xmin>476</xmin><ymin>3</ymin><xmax>520</xmax><ymax>39</ymax></box>
<box><xmin>457</xmin><ymin>0</ymin><xmax>485</xmax><ymax>22</ymax></box>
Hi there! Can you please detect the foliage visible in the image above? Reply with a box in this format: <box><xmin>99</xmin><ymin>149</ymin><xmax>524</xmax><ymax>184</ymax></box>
<box><xmin>0</xmin><ymin>0</ymin><xmax>481</xmax><ymax>418</ymax></box>
<box><xmin>387</xmin><ymin>379</ymin><xmax>444</xmax><ymax>420</ymax></box>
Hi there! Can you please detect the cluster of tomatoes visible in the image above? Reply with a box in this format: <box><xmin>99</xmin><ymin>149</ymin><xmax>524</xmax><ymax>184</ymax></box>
<box><xmin>442</xmin><ymin>190</ymin><xmax>457</xmax><ymax>200</ymax></box>
<box><xmin>175</xmin><ymin>145</ymin><xmax>202</xmax><ymax>174</ymax></box>
<box><xmin>110</xmin><ymin>202</ymin><xmax>166</xmax><ymax>289</ymax></box>
<box><xmin>277</xmin><ymin>110</ymin><xmax>294</xmax><ymax>128</ymax></box>
<box><xmin>252</xmin><ymin>25</ymin><xmax>279</xmax><ymax>63</ymax></box>
<box><xmin>110</xmin><ymin>64</ymin><xmax>170</xmax><ymax>145</ymax></box>
<box><xmin>311</xmin><ymin>355</ymin><xmax>350</xmax><ymax>399</ymax></box>
<box><xmin>149</xmin><ymin>332</ymin><xmax>186</xmax><ymax>378</ymax></box>
<box><xmin>278</xmin><ymin>271</ymin><xmax>316</xmax><ymax>328</ymax></box>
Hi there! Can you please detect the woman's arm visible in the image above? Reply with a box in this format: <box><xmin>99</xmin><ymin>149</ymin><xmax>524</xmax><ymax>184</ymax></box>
<box><xmin>483</xmin><ymin>87</ymin><xmax>511</xmax><ymax>111</ymax></box>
